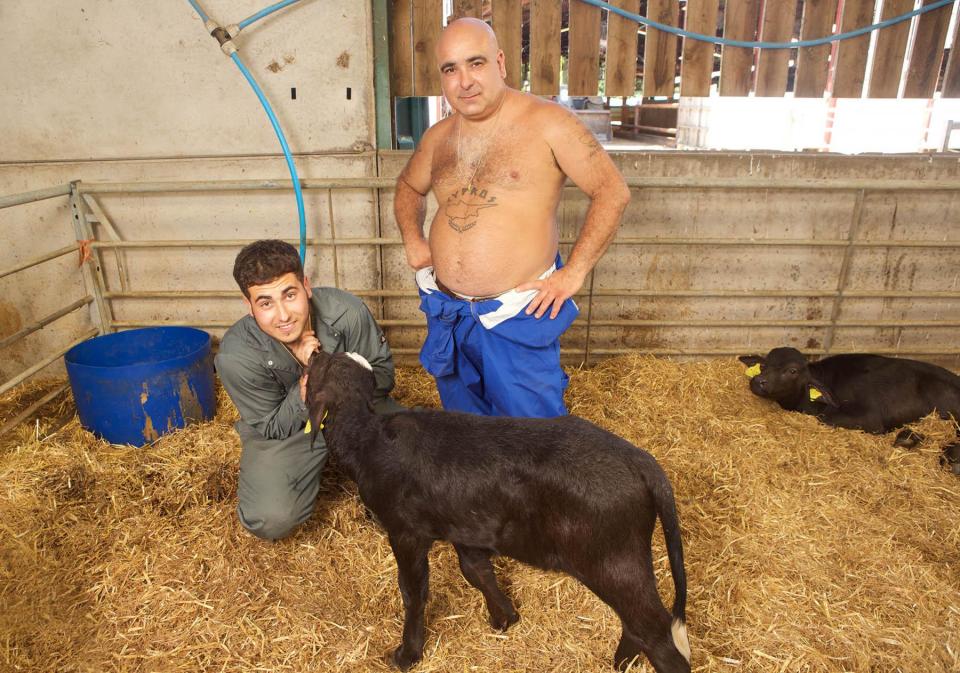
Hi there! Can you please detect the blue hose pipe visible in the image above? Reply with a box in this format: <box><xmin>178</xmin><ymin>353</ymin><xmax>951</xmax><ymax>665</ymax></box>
<box><xmin>186</xmin><ymin>0</ymin><xmax>307</xmax><ymax>263</ymax></box>
<box><xmin>230</xmin><ymin>51</ymin><xmax>307</xmax><ymax>263</ymax></box>
<box><xmin>238</xmin><ymin>0</ymin><xmax>302</xmax><ymax>31</ymax></box>
<box><xmin>578</xmin><ymin>0</ymin><xmax>957</xmax><ymax>49</ymax></box>
<box><xmin>186</xmin><ymin>0</ymin><xmax>209</xmax><ymax>23</ymax></box>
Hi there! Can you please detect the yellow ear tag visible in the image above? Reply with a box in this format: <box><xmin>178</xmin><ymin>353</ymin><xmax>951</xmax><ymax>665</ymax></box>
<box><xmin>808</xmin><ymin>388</ymin><xmax>822</xmax><ymax>401</ymax></box>
<box><xmin>303</xmin><ymin>410</ymin><xmax>329</xmax><ymax>434</ymax></box>
<box><xmin>745</xmin><ymin>363</ymin><xmax>761</xmax><ymax>378</ymax></box>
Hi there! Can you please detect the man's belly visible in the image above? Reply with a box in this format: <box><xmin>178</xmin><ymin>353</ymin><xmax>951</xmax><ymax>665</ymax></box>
<box><xmin>428</xmin><ymin>208</ymin><xmax>559</xmax><ymax>297</ymax></box>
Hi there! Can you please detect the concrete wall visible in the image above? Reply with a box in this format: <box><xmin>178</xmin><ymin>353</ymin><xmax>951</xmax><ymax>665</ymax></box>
<box><xmin>0</xmin><ymin>0</ymin><xmax>378</xmax><ymax>381</ymax></box>
<box><xmin>1</xmin><ymin>1</ymin><xmax>375</xmax><ymax>160</ymax></box>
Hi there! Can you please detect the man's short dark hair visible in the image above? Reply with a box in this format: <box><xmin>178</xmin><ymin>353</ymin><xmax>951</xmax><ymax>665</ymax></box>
<box><xmin>233</xmin><ymin>240</ymin><xmax>304</xmax><ymax>298</ymax></box>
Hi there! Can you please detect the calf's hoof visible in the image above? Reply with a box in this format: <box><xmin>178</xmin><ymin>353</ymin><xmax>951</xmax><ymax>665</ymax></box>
<box><xmin>940</xmin><ymin>454</ymin><xmax>960</xmax><ymax>476</ymax></box>
<box><xmin>894</xmin><ymin>429</ymin><xmax>923</xmax><ymax>449</ymax></box>
<box><xmin>489</xmin><ymin>608</ymin><xmax>520</xmax><ymax>632</ymax></box>
<box><xmin>390</xmin><ymin>645</ymin><xmax>422</xmax><ymax>671</ymax></box>
<box><xmin>940</xmin><ymin>443</ymin><xmax>960</xmax><ymax>476</ymax></box>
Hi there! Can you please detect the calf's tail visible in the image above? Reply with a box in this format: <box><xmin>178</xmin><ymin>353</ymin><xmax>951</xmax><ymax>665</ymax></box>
<box><xmin>649</xmin><ymin>465</ymin><xmax>691</xmax><ymax>663</ymax></box>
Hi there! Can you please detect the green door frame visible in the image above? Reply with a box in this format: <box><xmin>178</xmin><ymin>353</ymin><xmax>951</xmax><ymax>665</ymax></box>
<box><xmin>372</xmin><ymin>0</ymin><xmax>393</xmax><ymax>150</ymax></box>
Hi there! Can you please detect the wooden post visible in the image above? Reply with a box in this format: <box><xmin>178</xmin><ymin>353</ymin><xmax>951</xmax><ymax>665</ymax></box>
<box><xmin>681</xmin><ymin>0</ymin><xmax>721</xmax><ymax>97</ymax></box>
<box><xmin>643</xmin><ymin>0</ymin><xmax>680</xmax><ymax>97</ymax></box>
<box><xmin>606</xmin><ymin>0</ymin><xmax>642</xmax><ymax>98</ymax></box>
<box><xmin>794</xmin><ymin>0</ymin><xmax>838</xmax><ymax>98</ymax></box>
<box><xmin>412</xmin><ymin>0</ymin><xmax>442</xmax><ymax>96</ymax></box>
<box><xmin>903</xmin><ymin>0</ymin><xmax>952</xmax><ymax>98</ymax></box>
<box><xmin>491</xmin><ymin>0</ymin><xmax>523</xmax><ymax>88</ymax></box>
<box><xmin>832</xmin><ymin>0</ymin><xmax>874</xmax><ymax>98</ymax></box>
<box><xmin>529</xmin><ymin>0</ymin><xmax>561</xmax><ymax>95</ymax></box>
<box><xmin>568</xmin><ymin>0</ymin><xmax>602</xmax><ymax>96</ymax></box>
<box><xmin>755</xmin><ymin>0</ymin><xmax>798</xmax><ymax>97</ymax></box>
<box><xmin>719</xmin><ymin>0</ymin><xmax>761</xmax><ymax>96</ymax></box>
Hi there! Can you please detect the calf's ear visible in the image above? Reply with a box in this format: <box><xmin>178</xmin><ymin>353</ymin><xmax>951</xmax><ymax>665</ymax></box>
<box><xmin>807</xmin><ymin>382</ymin><xmax>838</xmax><ymax>407</ymax></box>
<box><xmin>306</xmin><ymin>391</ymin><xmax>329</xmax><ymax>444</ymax></box>
<box><xmin>739</xmin><ymin>355</ymin><xmax>764</xmax><ymax>366</ymax></box>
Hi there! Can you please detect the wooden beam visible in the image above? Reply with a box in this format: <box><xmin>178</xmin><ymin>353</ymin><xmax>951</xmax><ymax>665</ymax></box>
<box><xmin>530</xmin><ymin>0</ymin><xmax>562</xmax><ymax>94</ymax></box>
<box><xmin>903</xmin><ymin>0</ymin><xmax>952</xmax><ymax>98</ymax></box>
<box><xmin>491</xmin><ymin>0</ymin><xmax>523</xmax><ymax>89</ymax></box>
<box><xmin>832</xmin><ymin>0</ymin><xmax>873</xmax><ymax>98</ymax></box>
<box><xmin>719</xmin><ymin>0</ymin><xmax>761</xmax><ymax>96</ymax></box>
<box><xmin>868</xmin><ymin>0</ymin><xmax>913</xmax><ymax>98</ymax></box>
<box><xmin>794</xmin><ymin>0</ymin><xmax>838</xmax><ymax>97</ymax></box>
<box><xmin>390</xmin><ymin>0</ymin><xmax>413</xmax><ymax>97</ymax></box>
<box><xmin>452</xmin><ymin>0</ymin><xmax>483</xmax><ymax>19</ymax></box>
<box><xmin>605</xmin><ymin>0</ymin><xmax>642</xmax><ymax>97</ymax></box>
<box><xmin>755</xmin><ymin>0</ymin><xmax>798</xmax><ymax>96</ymax></box>
<box><xmin>940</xmin><ymin>8</ymin><xmax>960</xmax><ymax>97</ymax></box>
<box><xmin>412</xmin><ymin>0</ymin><xmax>443</xmax><ymax>96</ymax></box>
<box><xmin>569</xmin><ymin>0</ymin><xmax>603</xmax><ymax>95</ymax></box>
<box><xmin>643</xmin><ymin>0</ymin><xmax>681</xmax><ymax>97</ymax></box>
<box><xmin>680</xmin><ymin>0</ymin><xmax>721</xmax><ymax>97</ymax></box>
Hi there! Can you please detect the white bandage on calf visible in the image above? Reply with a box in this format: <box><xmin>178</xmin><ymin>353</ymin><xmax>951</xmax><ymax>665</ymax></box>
<box><xmin>344</xmin><ymin>352</ymin><xmax>373</xmax><ymax>371</ymax></box>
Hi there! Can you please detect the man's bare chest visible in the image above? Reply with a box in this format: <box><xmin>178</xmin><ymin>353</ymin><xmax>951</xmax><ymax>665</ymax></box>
<box><xmin>431</xmin><ymin>128</ymin><xmax>556</xmax><ymax>193</ymax></box>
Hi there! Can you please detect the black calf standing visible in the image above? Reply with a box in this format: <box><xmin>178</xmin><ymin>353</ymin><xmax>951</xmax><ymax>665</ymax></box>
<box><xmin>306</xmin><ymin>350</ymin><xmax>691</xmax><ymax>673</ymax></box>
<box><xmin>739</xmin><ymin>347</ymin><xmax>960</xmax><ymax>474</ymax></box>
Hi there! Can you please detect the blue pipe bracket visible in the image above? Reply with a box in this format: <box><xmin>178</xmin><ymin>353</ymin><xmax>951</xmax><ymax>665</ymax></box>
<box><xmin>186</xmin><ymin>0</ymin><xmax>307</xmax><ymax>263</ymax></box>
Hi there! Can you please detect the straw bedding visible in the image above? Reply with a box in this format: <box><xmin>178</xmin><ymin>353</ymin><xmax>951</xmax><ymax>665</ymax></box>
<box><xmin>1</xmin><ymin>356</ymin><xmax>958</xmax><ymax>672</ymax></box>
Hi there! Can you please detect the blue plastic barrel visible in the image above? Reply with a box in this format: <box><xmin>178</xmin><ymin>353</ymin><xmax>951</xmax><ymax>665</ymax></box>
<box><xmin>65</xmin><ymin>327</ymin><xmax>216</xmax><ymax>446</ymax></box>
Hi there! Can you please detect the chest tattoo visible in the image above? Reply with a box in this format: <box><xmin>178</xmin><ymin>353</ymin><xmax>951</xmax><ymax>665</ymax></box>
<box><xmin>444</xmin><ymin>185</ymin><xmax>498</xmax><ymax>233</ymax></box>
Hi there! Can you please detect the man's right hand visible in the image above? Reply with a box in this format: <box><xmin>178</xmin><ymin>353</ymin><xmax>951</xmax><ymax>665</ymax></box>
<box><xmin>299</xmin><ymin>370</ymin><xmax>309</xmax><ymax>404</ymax></box>
<box><xmin>405</xmin><ymin>238</ymin><xmax>433</xmax><ymax>270</ymax></box>
<box><xmin>291</xmin><ymin>330</ymin><xmax>320</xmax><ymax>366</ymax></box>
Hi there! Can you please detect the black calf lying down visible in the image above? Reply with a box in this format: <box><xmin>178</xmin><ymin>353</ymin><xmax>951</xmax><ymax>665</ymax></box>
<box><xmin>305</xmin><ymin>350</ymin><xmax>691</xmax><ymax>673</ymax></box>
<box><xmin>739</xmin><ymin>347</ymin><xmax>960</xmax><ymax>474</ymax></box>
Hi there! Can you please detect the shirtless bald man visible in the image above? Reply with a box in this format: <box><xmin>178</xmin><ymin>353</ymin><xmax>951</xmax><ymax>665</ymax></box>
<box><xmin>394</xmin><ymin>18</ymin><xmax>631</xmax><ymax>417</ymax></box>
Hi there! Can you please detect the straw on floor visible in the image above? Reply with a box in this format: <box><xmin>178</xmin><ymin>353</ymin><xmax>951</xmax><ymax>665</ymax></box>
<box><xmin>1</xmin><ymin>356</ymin><xmax>957</xmax><ymax>672</ymax></box>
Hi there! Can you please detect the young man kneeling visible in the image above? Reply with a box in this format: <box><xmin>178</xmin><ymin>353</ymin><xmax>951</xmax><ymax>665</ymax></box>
<box><xmin>216</xmin><ymin>239</ymin><xmax>402</xmax><ymax>540</ymax></box>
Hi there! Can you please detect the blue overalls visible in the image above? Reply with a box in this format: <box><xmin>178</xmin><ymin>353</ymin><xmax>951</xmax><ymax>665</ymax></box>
<box><xmin>417</xmin><ymin>255</ymin><xmax>579</xmax><ymax>417</ymax></box>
